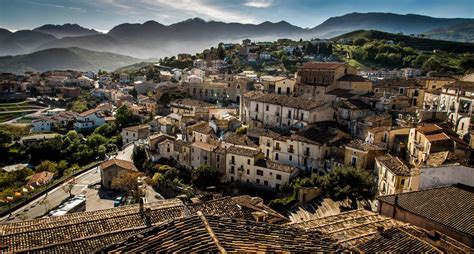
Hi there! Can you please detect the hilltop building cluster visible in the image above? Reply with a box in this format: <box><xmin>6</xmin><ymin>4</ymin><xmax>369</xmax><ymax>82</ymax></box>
<box><xmin>1</xmin><ymin>37</ymin><xmax>473</xmax><ymax>252</ymax></box>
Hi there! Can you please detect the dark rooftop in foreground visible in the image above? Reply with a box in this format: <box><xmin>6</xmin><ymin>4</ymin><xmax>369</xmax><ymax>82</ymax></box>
<box><xmin>377</xmin><ymin>184</ymin><xmax>474</xmax><ymax>240</ymax></box>
<box><xmin>101</xmin><ymin>213</ymin><xmax>342</xmax><ymax>253</ymax></box>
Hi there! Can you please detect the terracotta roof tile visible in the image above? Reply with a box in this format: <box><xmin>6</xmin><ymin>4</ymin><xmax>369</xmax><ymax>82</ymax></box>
<box><xmin>100</xmin><ymin>158</ymin><xmax>137</xmax><ymax>171</ymax></box>
<box><xmin>244</xmin><ymin>91</ymin><xmax>327</xmax><ymax>110</ymax></box>
<box><xmin>101</xmin><ymin>214</ymin><xmax>342</xmax><ymax>253</ymax></box>
<box><xmin>377</xmin><ymin>184</ymin><xmax>474</xmax><ymax>239</ymax></box>
<box><xmin>376</xmin><ymin>154</ymin><xmax>412</xmax><ymax>176</ymax></box>
<box><xmin>291</xmin><ymin>209</ymin><xmax>471</xmax><ymax>253</ymax></box>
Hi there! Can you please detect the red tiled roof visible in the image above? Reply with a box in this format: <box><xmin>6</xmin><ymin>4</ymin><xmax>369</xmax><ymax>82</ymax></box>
<box><xmin>100</xmin><ymin>158</ymin><xmax>137</xmax><ymax>171</ymax></box>
<box><xmin>425</xmin><ymin>132</ymin><xmax>451</xmax><ymax>142</ymax></box>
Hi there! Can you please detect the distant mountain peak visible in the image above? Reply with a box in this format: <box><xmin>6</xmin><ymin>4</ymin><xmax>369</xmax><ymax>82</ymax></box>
<box><xmin>33</xmin><ymin>23</ymin><xmax>100</xmax><ymax>38</ymax></box>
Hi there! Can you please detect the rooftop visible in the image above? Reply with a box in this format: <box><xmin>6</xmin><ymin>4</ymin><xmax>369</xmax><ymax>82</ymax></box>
<box><xmin>78</xmin><ymin>107</ymin><xmax>101</xmax><ymax>117</ymax></box>
<box><xmin>122</xmin><ymin>124</ymin><xmax>150</xmax><ymax>133</ymax></box>
<box><xmin>378</xmin><ymin>184</ymin><xmax>474</xmax><ymax>239</ymax></box>
<box><xmin>338</xmin><ymin>99</ymin><xmax>371</xmax><ymax>110</ymax></box>
<box><xmin>376</xmin><ymin>154</ymin><xmax>412</xmax><ymax>176</ymax></box>
<box><xmin>298</xmin><ymin>62</ymin><xmax>346</xmax><ymax>70</ymax></box>
<box><xmin>346</xmin><ymin>139</ymin><xmax>385</xmax><ymax>151</ymax></box>
<box><xmin>0</xmin><ymin>196</ymin><xmax>290</xmax><ymax>253</ymax></box>
<box><xmin>191</xmin><ymin>141</ymin><xmax>218</xmax><ymax>151</ymax></box>
<box><xmin>100</xmin><ymin>158</ymin><xmax>138</xmax><ymax>171</ymax></box>
<box><xmin>226</xmin><ymin>145</ymin><xmax>261</xmax><ymax>157</ymax></box>
<box><xmin>291</xmin><ymin>209</ymin><xmax>471</xmax><ymax>253</ymax></box>
<box><xmin>337</xmin><ymin>74</ymin><xmax>368</xmax><ymax>82</ymax></box>
<box><xmin>222</xmin><ymin>132</ymin><xmax>258</xmax><ymax>148</ymax></box>
<box><xmin>417</xmin><ymin>124</ymin><xmax>443</xmax><ymax>134</ymax></box>
<box><xmin>101</xmin><ymin>213</ymin><xmax>340</xmax><ymax>253</ymax></box>
<box><xmin>244</xmin><ymin>91</ymin><xmax>327</xmax><ymax>111</ymax></box>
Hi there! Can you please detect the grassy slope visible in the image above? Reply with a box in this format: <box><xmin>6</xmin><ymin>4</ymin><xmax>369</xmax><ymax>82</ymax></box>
<box><xmin>331</xmin><ymin>30</ymin><xmax>474</xmax><ymax>53</ymax></box>
<box><xmin>0</xmin><ymin>47</ymin><xmax>142</xmax><ymax>73</ymax></box>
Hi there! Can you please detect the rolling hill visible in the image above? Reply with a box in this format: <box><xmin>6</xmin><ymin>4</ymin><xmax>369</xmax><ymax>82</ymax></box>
<box><xmin>0</xmin><ymin>12</ymin><xmax>472</xmax><ymax>59</ymax></box>
<box><xmin>331</xmin><ymin>30</ymin><xmax>474</xmax><ymax>53</ymax></box>
<box><xmin>0</xmin><ymin>47</ymin><xmax>142</xmax><ymax>73</ymax></box>
<box><xmin>310</xmin><ymin>12</ymin><xmax>472</xmax><ymax>39</ymax></box>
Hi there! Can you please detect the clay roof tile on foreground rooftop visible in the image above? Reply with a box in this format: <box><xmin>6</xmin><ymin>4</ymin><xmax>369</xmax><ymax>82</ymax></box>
<box><xmin>100</xmin><ymin>213</ymin><xmax>341</xmax><ymax>253</ymax></box>
<box><xmin>0</xmin><ymin>195</ymin><xmax>290</xmax><ymax>253</ymax></box>
<box><xmin>377</xmin><ymin>184</ymin><xmax>474</xmax><ymax>241</ymax></box>
<box><xmin>291</xmin><ymin>209</ymin><xmax>472</xmax><ymax>253</ymax></box>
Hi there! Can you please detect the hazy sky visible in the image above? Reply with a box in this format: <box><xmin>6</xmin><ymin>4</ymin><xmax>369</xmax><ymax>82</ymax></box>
<box><xmin>0</xmin><ymin>0</ymin><xmax>473</xmax><ymax>32</ymax></box>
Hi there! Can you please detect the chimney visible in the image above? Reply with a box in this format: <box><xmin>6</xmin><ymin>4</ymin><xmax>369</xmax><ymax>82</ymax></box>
<box><xmin>251</xmin><ymin>211</ymin><xmax>267</xmax><ymax>222</ymax></box>
<box><xmin>139</xmin><ymin>197</ymin><xmax>145</xmax><ymax>215</ymax></box>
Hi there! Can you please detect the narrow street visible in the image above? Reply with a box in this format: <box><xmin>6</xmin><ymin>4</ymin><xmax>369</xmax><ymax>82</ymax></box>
<box><xmin>1</xmin><ymin>166</ymin><xmax>101</xmax><ymax>223</ymax></box>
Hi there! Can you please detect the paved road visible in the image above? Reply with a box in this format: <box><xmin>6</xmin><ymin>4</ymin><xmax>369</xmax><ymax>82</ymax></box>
<box><xmin>115</xmin><ymin>143</ymin><xmax>134</xmax><ymax>162</ymax></box>
<box><xmin>1</xmin><ymin>166</ymin><xmax>101</xmax><ymax>223</ymax></box>
<box><xmin>0</xmin><ymin>106</ymin><xmax>50</xmax><ymax>125</ymax></box>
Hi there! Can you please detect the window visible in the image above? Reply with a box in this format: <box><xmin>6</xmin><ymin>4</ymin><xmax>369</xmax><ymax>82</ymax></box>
<box><xmin>289</xmin><ymin>155</ymin><xmax>292</xmax><ymax>161</ymax></box>
<box><xmin>230</xmin><ymin>166</ymin><xmax>235</xmax><ymax>174</ymax></box>
<box><xmin>401</xmin><ymin>179</ymin><xmax>405</xmax><ymax>186</ymax></box>
<box><xmin>264</xmin><ymin>180</ymin><xmax>268</xmax><ymax>186</ymax></box>
<box><xmin>217</xmin><ymin>155</ymin><xmax>220</xmax><ymax>161</ymax></box>
<box><xmin>247</xmin><ymin>169</ymin><xmax>250</xmax><ymax>175</ymax></box>
<box><xmin>256</xmin><ymin>170</ymin><xmax>263</xmax><ymax>176</ymax></box>
<box><xmin>276</xmin><ymin>174</ymin><xmax>281</xmax><ymax>180</ymax></box>
<box><xmin>256</xmin><ymin>179</ymin><xmax>260</xmax><ymax>184</ymax></box>
<box><xmin>275</xmin><ymin>153</ymin><xmax>279</xmax><ymax>160</ymax></box>
<box><xmin>288</xmin><ymin>110</ymin><xmax>292</xmax><ymax>119</ymax></box>
<box><xmin>247</xmin><ymin>159</ymin><xmax>250</xmax><ymax>165</ymax></box>
<box><xmin>266</xmin><ymin>105</ymin><xmax>269</xmax><ymax>111</ymax></box>
<box><xmin>246</xmin><ymin>179</ymin><xmax>249</xmax><ymax>183</ymax></box>
<box><xmin>276</xmin><ymin>183</ymin><xmax>280</xmax><ymax>189</ymax></box>
<box><xmin>255</xmin><ymin>104</ymin><xmax>259</xmax><ymax>112</ymax></box>
<box><xmin>351</xmin><ymin>156</ymin><xmax>357</xmax><ymax>167</ymax></box>
<box><xmin>231</xmin><ymin>156</ymin><xmax>235</xmax><ymax>164</ymax></box>
<box><xmin>300</xmin><ymin>113</ymin><xmax>304</xmax><ymax>120</ymax></box>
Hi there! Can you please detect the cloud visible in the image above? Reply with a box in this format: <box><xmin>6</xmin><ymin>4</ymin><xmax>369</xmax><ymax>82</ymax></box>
<box><xmin>27</xmin><ymin>1</ymin><xmax>64</xmax><ymax>8</ymax></box>
<box><xmin>96</xmin><ymin>0</ymin><xmax>255</xmax><ymax>23</ymax></box>
<box><xmin>69</xmin><ymin>7</ymin><xmax>86</xmax><ymax>13</ymax></box>
<box><xmin>243</xmin><ymin>0</ymin><xmax>274</xmax><ymax>8</ymax></box>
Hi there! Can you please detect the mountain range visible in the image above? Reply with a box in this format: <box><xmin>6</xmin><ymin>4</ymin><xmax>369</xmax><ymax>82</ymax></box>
<box><xmin>0</xmin><ymin>12</ymin><xmax>473</xmax><ymax>72</ymax></box>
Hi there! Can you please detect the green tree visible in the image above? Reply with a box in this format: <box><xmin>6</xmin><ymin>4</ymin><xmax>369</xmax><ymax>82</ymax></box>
<box><xmin>93</xmin><ymin>124</ymin><xmax>116</xmax><ymax>138</ymax></box>
<box><xmin>321</xmin><ymin>166</ymin><xmax>375</xmax><ymax>209</ymax></box>
<box><xmin>132</xmin><ymin>145</ymin><xmax>148</xmax><ymax>170</ymax></box>
<box><xmin>111</xmin><ymin>171</ymin><xmax>144</xmax><ymax>202</ymax></box>
<box><xmin>35</xmin><ymin>160</ymin><xmax>57</xmax><ymax>173</ymax></box>
<box><xmin>115</xmin><ymin>105</ymin><xmax>141</xmax><ymax>129</ymax></box>
<box><xmin>353</xmin><ymin>37</ymin><xmax>368</xmax><ymax>46</ymax></box>
<box><xmin>191</xmin><ymin>164</ymin><xmax>220</xmax><ymax>188</ymax></box>
<box><xmin>217</xmin><ymin>45</ymin><xmax>226</xmax><ymax>60</ymax></box>
<box><xmin>0</xmin><ymin>130</ymin><xmax>13</xmax><ymax>147</ymax></box>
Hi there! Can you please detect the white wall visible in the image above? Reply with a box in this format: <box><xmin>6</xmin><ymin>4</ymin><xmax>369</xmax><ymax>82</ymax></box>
<box><xmin>418</xmin><ymin>165</ymin><xmax>474</xmax><ymax>190</ymax></box>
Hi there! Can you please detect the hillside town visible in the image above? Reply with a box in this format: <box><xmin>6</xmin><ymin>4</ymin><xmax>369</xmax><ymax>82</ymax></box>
<box><xmin>0</xmin><ymin>37</ymin><xmax>473</xmax><ymax>252</ymax></box>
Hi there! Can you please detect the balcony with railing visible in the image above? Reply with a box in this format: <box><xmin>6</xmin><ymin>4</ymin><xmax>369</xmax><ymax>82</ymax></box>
<box><xmin>288</xmin><ymin>147</ymin><xmax>294</xmax><ymax>153</ymax></box>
